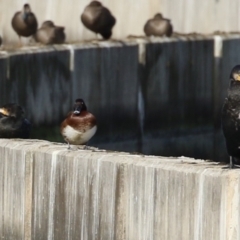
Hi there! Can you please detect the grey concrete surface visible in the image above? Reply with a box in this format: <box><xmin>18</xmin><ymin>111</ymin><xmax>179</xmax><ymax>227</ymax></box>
<box><xmin>0</xmin><ymin>138</ymin><xmax>238</xmax><ymax>240</ymax></box>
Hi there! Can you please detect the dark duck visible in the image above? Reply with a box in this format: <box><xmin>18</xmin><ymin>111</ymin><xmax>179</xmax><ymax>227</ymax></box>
<box><xmin>34</xmin><ymin>20</ymin><xmax>66</xmax><ymax>45</ymax></box>
<box><xmin>11</xmin><ymin>4</ymin><xmax>38</xmax><ymax>41</ymax></box>
<box><xmin>144</xmin><ymin>13</ymin><xmax>173</xmax><ymax>37</ymax></box>
<box><xmin>222</xmin><ymin>65</ymin><xmax>240</xmax><ymax>168</ymax></box>
<box><xmin>0</xmin><ymin>103</ymin><xmax>31</xmax><ymax>139</ymax></box>
<box><xmin>60</xmin><ymin>99</ymin><xmax>97</xmax><ymax>148</ymax></box>
<box><xmin>81</xmin><ymin>1</ymin><xmax>116</xmax><ymax>40</ymax></box>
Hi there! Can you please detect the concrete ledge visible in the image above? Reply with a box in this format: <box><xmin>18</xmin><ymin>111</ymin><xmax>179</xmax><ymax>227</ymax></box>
<box><xmin>0</xmin><ymin>139</ymin><xmax>238</xmax><ymax>240</ymax></box>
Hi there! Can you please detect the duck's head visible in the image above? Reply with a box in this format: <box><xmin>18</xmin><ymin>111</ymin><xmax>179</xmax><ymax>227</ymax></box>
<box><xmin>73</xmin><ymin>99</ymin><xmax>87</xmax><ymax>115</ymax></box>
<box><xmin>22</xmin><ymin>4</ymin><xmax>32</xmax><ymax>20</ymax></box>
<box><xmin>154</xmin><ymin>13</ymin><xmax>163</xmax><ymax>19</ymax></box>
<box><xmin>0</xmin><ymin>103</ymin><xmax>25</xmax><ymax>118</ymax></box>
<box><xmin>89</xmin><ymin>1</ymin><xmax>102</xmax><ymax>7</ymax></box>
<box><xmin>230</xmin><ymin>65</ymin><xmax>240</xmax><ymax>81</ymax></box>
<box><xmin>41</xmin><ymin>20</ymin><xmax>55</xmax><ymax>28</ymax></box>
<box><xmin>23</xmin><ymin>4</ymin><xmax>31</xmax><ymax>13</ymax></box>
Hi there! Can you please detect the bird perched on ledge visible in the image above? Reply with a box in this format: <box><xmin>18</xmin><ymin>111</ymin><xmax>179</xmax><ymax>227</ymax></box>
<box><xmin>144</xmin><ymin>13</ymin><xmax>173</xmax><ymax>37</ymax></box>
<box><xmin>222</xmin><ymin>65</ymin><xmax>240</xmax><ymax>168</ymax></box>
<box><xmin>0</xmin><ymin>103</ymin><xmax>31</xmax><ymax>139</ymax></box>
<box><xmin>11</xmin><ymin>4</ymin><xmax>38</xmax><ymax>42</ymax></box>
<box><xmin>81</xmin><ymin>1</ymin><xmax>116</xmax><ymax>39</ymax></box>
<box><xmin>60</xmin><ymin>99</ymin><xmax>97</xmax><ymax>148</ymax></box>
<box><xmin>34</xmin><ymin>20</ymin><xmax>66</xmax><ymax>45</ymax></box>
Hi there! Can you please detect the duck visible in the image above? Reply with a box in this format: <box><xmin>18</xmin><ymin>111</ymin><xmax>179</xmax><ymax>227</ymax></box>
<box><xmin>0</xmin><ymin>103</ymin><xmax>31</xmax><ymax>139</ymax></box>
<box><xmin>144</xmin><ymin>13</ymin><xmax>173</xmax><ymax>37</ymax></box>
<box><xmin>60</xmin><ymin>99</ymin><xmax>97</xmax><ymax>148</ymax></box>
<box><xmin>81</xmin><ymin>1</ymin><xmax>116</xmax><ymax>39</ymax></box>
<box><xmin>222</xmin><ymin>65</ymin><xmax>240</xmax><ymax>168</ymax></box>
<box><xmin>34</xmin><ymin>20</ymin><xmax>66</xmax><ymax>45</ymax></box>
<box><xmin>11</xmin><ymin>4</ymin><xmax>38</xmax><ymax>41</ymax></box>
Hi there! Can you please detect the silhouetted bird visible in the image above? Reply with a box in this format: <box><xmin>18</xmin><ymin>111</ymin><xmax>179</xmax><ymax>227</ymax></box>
<box><xmin>0</xmin><ymin>103</ymin><xmax>31</xmax><ymax>138</ymax></box>
<box><xmin>60</xmin><ymin>99</ymin><xmax>97</xmax><ymax>148</ymax></box>
<box><xmin>34</xmin><ymin>20</ymin><xmax>66</xmax><ymax>45</ymax></box>
<box><xmin>12</xmin><ymin>3</ymin><xmax>38</xmax><ymax>42</ymax></box>
<box><xmin>81</xmin><ymin>1</ymin><xmax>116</xmax><ymax>39</ymax></box>
<box><xmin>144</xmin><ymin>13</ymin><xmax>173</xmax><ymax>37</ymax></box>
<box><xmin>222</xmin><ymin>65</ymin><xmax>240</xmax><ymax>168</ymax></box>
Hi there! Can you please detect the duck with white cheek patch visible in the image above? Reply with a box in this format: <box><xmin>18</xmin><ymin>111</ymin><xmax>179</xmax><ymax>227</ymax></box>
<box><xmin>60</xmin><ymin>99</ymin><xmax>97</xmax><ymax>149</ymax></box>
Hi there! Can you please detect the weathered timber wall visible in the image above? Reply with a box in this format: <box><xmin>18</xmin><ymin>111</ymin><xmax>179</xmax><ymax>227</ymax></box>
<box><xmin>1</xmin><ymin>0</ymin><xmax>240</xmax><ymax>44</ymax></box>
<box><xmin>0</xmin><ymin>139</ymin><xmax>238</xmax><ymax>240</ymax></box>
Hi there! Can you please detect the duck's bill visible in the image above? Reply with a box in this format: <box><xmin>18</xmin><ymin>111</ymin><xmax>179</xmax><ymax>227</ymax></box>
<box><xmin>73</xmin><ymin>110</ymin><xmax>80</xmax><ymax>114</ymax></box>
<box><xmin>0</xmin><ymin>108</ymin><xmax>9</xmax><ymax>116</ymax></box>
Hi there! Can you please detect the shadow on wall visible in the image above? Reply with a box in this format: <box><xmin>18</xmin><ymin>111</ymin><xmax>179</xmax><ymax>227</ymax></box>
<box><xmin>0</xmin><ymin>36</ymin><xmax>236</xmax><ymax>162</ymax></box>
<box><xmin>8</xmin><ymin>50</ymin><xmax>72</xmax><ymax>125</ymax></box>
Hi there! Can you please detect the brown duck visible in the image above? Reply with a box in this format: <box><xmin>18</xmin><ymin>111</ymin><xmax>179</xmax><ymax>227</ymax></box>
<box><xmin>81</xmin><ymin>1</ymin><xmax>116</xmax><ymax>39</ymax></box>
<box><xmin>60</xmin><ymin>98</ymin><xmax>97</xmax><ymax>149</ymax></box>
<box><xmin>144</xmin><ymin>13</ymin><xmax>173</xmax><ymax>37</ymax></box>
<box><xmin>34</xmin><ymin>21</ymin><xmax>66</xmax><ymax>45</ymax></box>
<box><xmin>12</xmin><ymin>4</ymin><xmax>38</xmax><ymax>39</ymax></box>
